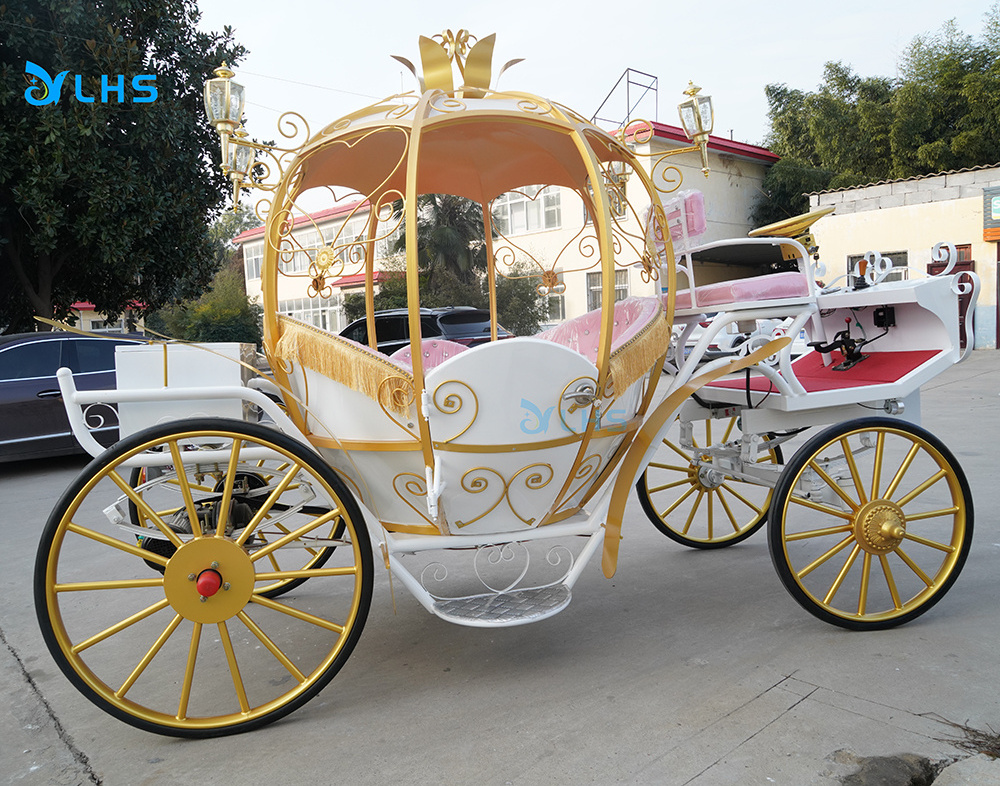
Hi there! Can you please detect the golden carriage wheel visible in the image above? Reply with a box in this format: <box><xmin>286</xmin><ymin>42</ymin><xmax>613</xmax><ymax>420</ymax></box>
<box><xmin>35</xmin><ymin>418</ymin><xmax>373</xmax><ymax>737</ymax></box>
<box><xmin>126</xmin><ymin>461</ymin><xmax>341</xmax><ymax>600</ymax></box>
<box><xmin>636</xmin><ymin>416</ymin><xmax>782</xmax><ymax>549</ymax></box>
<box><xmin>768</xmin><ymin>417</ymin><xmax>972</xmax><ymax>630</ymax></box>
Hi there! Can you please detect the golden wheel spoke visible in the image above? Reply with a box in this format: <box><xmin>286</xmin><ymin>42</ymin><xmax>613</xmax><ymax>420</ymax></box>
<box><xmin>66</xmin><ymin>522</ymin><xmax>169</xmax><ymax>567</ymax></box>
<box><xmin>807</xmin><ymin>459</ymin><xmax>860</xmax><ymax>512</ymax></box>
<box><xmin>116</xmin><ymin>613</ymin><xmax>183</xmax><ymax>699</ymax></box>
<box><xmin>108</xmin><ymin>471</ymin><xmax>185</xmax><ymax>549</ymax></box>
<box><xmin>648</xmin><ymin>461</ymin><xmax>690</xmax><ymax>472</ymax></box>
<box><xmin>235</xmin><ymin>462</ymin><xmax>302</xmax><ymax>547</ymax></box>
<box><xmin>894</xmin><ymin>469</ymin><xmax>948</xmax><ymax>507</ymax></box>
<box><xmin>706</xmin><ymin>490</ymin><xmax>714</xmax><ymax>540</ymax></box>
<box><xmin>250</xmin><ymin>594</ymin><xmax>347</xmax><ymax>633</ymax></box>
<box><xmin>72</xmin><ymin>598</ymin><xmax>172</xmax><ymax>654</ymax></box>
<box><xmin>249</xmin><ymin>509</ymin><xmax>341</xmax><ymax>563</ymax></box>
<box><xmin>716</xmin><ymin>487</ymin><xmax>742</xmax><ymax>534</ymax></box>
<box><xmin>796</xmin><ymin>534</ymin><xmax>855</xmax><ymax>579</ymax></box>
<box><xmin>858</xmin><ymin>552</ymin><xmax>872</xmax><ymax>616</ymax></box>
<box><xmin>722</xmin><ymin>417</ymin><xmax>735</xmax><ymax>442</ymax></box>
<box><xmin>841</xmin><ymin>437</ymin><xmax>868</xmax><ymax>506</ymax></box>
<box><xmin>823</xmin><ymin>543</ymin><xmax>861</xmax><ymax>605</ymax></box>
<box><xmin>871</xmin><ymin>431</ymin><xmax>885</xmax><ymax>498</ymax></box>
<box><xmin>177</xmin><ymin>622</ymin><xmax>202</xmax><ymax>721</ymax></box>
<box><xmin>263</xmin><ymin>519</ymin><xmax>322</xmax><ymax>558</ymax></box>
<box><xmin>903</xmin><ymin>506</ymin><xmax>959</xmax><ymax>522</ymax></box>
<box><xmin>662</xmin><ymin>439</ymin><xmax>691</xmax><ymax>462</ymax></box>
<box><xmin>783</xmin><ymin>523</ymin><xmax>854</xmax><ymax>541</ymax></box>
<box><xmin>216</xmin><ymin>439</ymin><xmax>244</xmax><ymax>537</ymax></box>
<box><xmin>788</xmin><ymin>495</ymin><xmax>853</xmax><ymax>520</ymax></box>
<box><xmin>720</xmin><ymin>482</ymin><xmax>762</xmax><ymax>514</ymax></box>
<box><xmin>903</xmin><ymin>531</ymin><xmax>957</xmax><ymax>553</ymax></box>
<box><xmin>883</xmin><ymin>442</ymin><xmax>920</xmax><ymax>501</ymax></box>
<box><xmin>169</xmin><ymin>441</ymin><xmax>204</xmax><ymax>537</ymax></box>
<box><xmin>56</xmin><ymin>577</ymin><xmax>164</xmax><ymax>592</ymax></box>
<box><xmin>647</xmin><ymin>478</ymin><xmax>692</xmax><ymax>494</ymax></box>
<box><xmin>879</xmin><ymin>554</ymin><xmax>903</xmax><ymax>611</ymax></box>
<box><xmin>218</xmin><ymin>621</ymin><xmax>250</xmax><ymax>714</ymax></box>
<box><xmin>895</xmin><ymin>547</ymin><xmax>935</xmax><ymax>587</ymax></box>
<box><xmin>658</xmin><ymin>485</ymin><xmax>698</xmax><ymax>519</ymax></box>
<box><xmin>237</xmin><ymin>610</ymin><xmax>306</xmax><ymax>682</ymax></box>
<box><xmin>680</xmin><ymin>490</ymin><xmax>705</xmax><ymax>535</ymax></box>
<box><xmin>254</xmin><ymin>566</ymin><xmax>357</xmax><ymax>582</ymax></box>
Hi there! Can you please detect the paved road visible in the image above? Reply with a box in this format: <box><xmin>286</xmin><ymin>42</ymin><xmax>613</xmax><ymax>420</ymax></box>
<box><xmin>2</xmin><ymin>352</ymin><xmax>999</xmax><ymax>785</ymax></box>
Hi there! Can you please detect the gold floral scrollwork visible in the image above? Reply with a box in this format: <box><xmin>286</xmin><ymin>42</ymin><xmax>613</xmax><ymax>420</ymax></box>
<box><xmin>563</xmin><ymin>454</ymin><xmax>602</xmax><ymax>504</ymax></box>
<box><xmin>393</xmin><ymin>473</ymin><xmax>435</xmax><ymax>526</ymax></box>
<box><xmin>376</xmin><ymin>376</ymin><xmax>418</xmax><ymax>436</ymax></box>
<box><xmin>454</xmin><ymin>468</ymin><xmax>506</xmax><ymax>529</ymax></box>
<box><xmin>506</xmin><ymin>463</ymin><xmax>554</xmax><ymax>526</ymax></box>
<box><xmin>431</xmin><ymin>380</ymin><xmax>478</xmax><ymax>443</ymax></box>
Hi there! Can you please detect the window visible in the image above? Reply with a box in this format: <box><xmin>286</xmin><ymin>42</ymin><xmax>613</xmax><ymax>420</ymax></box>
<box><xmin>88</xmin><ymin>319</ymin><xmax>125</xmax><ymax>333</ymax></box>
<box><xmin>0</xmin><ymin>341</ymin><xmax>62</xmax><ymax>381</ymax></box>
<box><xmin>325</xmin><ymin>215</ymin><xmax>370</xmax><ymax>265</ymax></box>
<box><xmin>586</xmin><ymin>269</ymin><xmax>629</xmax><ymax>312</ymax></box>
<box><xmin>847</xmin><ymin>251</ymin><xmax>908</xmax><ymax>286</ymax></box>
<box><xmin>544</xmin><ymin>295</ymin><xmax>566</xmax><ymax>322</ymax></box>
<box><xmin>67</xmin><ymin>339</ymin><xmax>126</xmax><ymax>374</ymax></box>
<box><xmin>244</xmin><ymin>242</ymin><xmax>263</xmax><ymax>280</ymax></box>
<box><xmin>493</xmin><ymin>186</ymin><xmax>561</xmax><ymax>235</ymax></box>
<box><xmin>279</xmin><ymin>295</ymin><xmax>343</xmax><ymax>332</ymax></box>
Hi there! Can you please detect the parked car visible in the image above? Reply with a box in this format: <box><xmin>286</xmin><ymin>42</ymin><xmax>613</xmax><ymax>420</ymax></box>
<box><xmin>339</xmin><ymin>307</ymin><xmax>513</xmax><ymax>355</ymax></box>
<box><xmin>0</xmin><ymin>332</ymin><xmax>145</xmax><ymax>462</ymax></box>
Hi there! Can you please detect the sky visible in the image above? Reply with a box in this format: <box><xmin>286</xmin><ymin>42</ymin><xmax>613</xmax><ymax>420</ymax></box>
<box><xmin>195</xmin><ymin>0</ymin><xmax>994</xmax><ymax>150</ymax></box>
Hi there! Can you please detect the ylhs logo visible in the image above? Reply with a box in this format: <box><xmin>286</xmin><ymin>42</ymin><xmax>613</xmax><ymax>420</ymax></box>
<box><xmin>24</xmin><ymin>61</ymin><xmax>157</xmax><ymax>106</ymax></box>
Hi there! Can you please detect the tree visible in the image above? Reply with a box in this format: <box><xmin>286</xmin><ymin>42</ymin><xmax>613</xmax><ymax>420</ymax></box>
<box><xmin>754</xmin><ymin>6</ymin><xmax>1000</xmax><ymax>225</ymax></box>
<box><xmin>145</xmin><ymin>204</ymin><xmax>261</xmax><ymax>344</ymax></box>
<box><xmin>0</xmin><ymin>0</ymin><xmax>246</xmax><ymax>333</ymax></box>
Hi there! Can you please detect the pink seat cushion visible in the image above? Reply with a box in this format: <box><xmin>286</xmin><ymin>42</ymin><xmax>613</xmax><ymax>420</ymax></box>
<box><xmin>390</xmin><ymin>339</ymin><xmax>470</xmax><ymax>371</ymax></box>
<box><xmin>535</xmin><ymin>296</ymin><xmax>661</xmax><ymax>363</ymax></box>
<box><xmin>668</xmin><ymin>271</ymin><xmax>810</xmax><ymax>310</ymax></box>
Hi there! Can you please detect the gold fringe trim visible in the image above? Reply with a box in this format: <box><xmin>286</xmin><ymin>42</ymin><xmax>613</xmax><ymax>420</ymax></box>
<box><xmin>274</xmin><ymin>315</ymin><xmax>415</xmax><ymax>416</ymax></box>
<box><xmin>607</xmin><ymin>302</ymin><xmax>671</xmax><ymax>394</ymax></box>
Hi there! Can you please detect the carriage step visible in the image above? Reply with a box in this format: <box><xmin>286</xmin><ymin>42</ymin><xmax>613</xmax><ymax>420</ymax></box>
<box><xmin>432</xmin><ymin>584</ymin><xmax>572</xmax><ymax>627</ymax></box>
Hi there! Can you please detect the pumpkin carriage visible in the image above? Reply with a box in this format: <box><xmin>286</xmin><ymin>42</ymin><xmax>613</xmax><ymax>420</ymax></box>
<box><xmin>36</xmin><ymin>30</ymin><xmax>977</xmax><ymax>737</ymax></box>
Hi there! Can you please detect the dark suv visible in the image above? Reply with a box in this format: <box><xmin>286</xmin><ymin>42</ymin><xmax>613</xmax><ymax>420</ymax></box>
<box><xmin>0</xmin><ymin>332</ymin><xmax>144</xmax><ymax>462</ymax></box>
<box><xmin>339</xmin><ymin>307</ymin><xmax>512</xmax><ymax>355</ymax></box>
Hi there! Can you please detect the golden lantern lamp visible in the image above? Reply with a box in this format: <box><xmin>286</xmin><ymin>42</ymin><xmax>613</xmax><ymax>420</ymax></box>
<box><xmin>677</xmin><ymin>82</ymin><xmax>714</xmax><ymax>176</ymax></box>
<box><xmin>203</xmin><ymin>63</ymin><xmax>246</xmax><ymax>170</ymax></box>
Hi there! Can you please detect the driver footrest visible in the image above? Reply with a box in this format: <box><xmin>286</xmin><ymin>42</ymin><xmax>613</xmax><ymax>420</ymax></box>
<box><xmin>432</xmin><ymin>584</ymin><xmax>572</xmax><ymax>627</ymax></box>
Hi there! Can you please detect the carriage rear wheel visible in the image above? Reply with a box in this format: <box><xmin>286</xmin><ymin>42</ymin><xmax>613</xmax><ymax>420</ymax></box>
<box><xmin>768</xmin><ymin>417</ymin><xmax>972</xmax><ymax>630</ymax></box>
<box><xmin>636</xmin><ymin>416</ymin><xmax>781</xmax><ymax>548</ymax></box>
<box><xmin>35</xmin><ymin>418</ymin><xmax>372</xmax><ymax>737</ymax></box>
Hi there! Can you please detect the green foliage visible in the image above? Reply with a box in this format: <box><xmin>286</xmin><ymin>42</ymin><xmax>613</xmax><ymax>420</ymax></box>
<box><xmin>147</xmin><ymin>266</ymin><xmax>261</xmax><ymax>345</ymax></box>
<box><xmin>0</xmin><ymin>0</ymin><xmax>246</xmax><ymax>333</ymax></box>
<box><xmin>755</xmin><ymin>6</ymin><xmax>1000</xmax><ymax>225</ymax></box>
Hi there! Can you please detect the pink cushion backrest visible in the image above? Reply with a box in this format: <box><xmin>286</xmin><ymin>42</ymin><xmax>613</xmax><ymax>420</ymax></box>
<box><xmin>669</xmin><ymin>271</ymin><xmax>811</xmax><ymax>310</ymax></box>
<box><xmin>390</xmin><ymin>339</ymin><xmax>470</xmax><ymax>371</ymax></box>
<box><xmin>664</xmin><ymin>190</ymin><xmax>707</xmax><ymax>241</ymax></box>
<box><xmin>535</xmin><ymin>296</ymin><xmax>662</xmax><ymax>363</ymax></box>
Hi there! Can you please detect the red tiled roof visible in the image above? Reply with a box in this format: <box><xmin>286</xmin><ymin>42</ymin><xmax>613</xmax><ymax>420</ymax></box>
<box><xmin>331</xmin><ymin>271</ymin><xmax>387</xmax><ymax>288</ymax></box>
<box><xmin>649</xmin><ymin>122</ymin><xmax>779</xmax><ymax>163</ymax></box>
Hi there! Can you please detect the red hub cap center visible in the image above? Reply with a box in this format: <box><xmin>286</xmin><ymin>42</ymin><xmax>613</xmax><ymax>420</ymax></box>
<box><xmin>196</xmin><ymin>569</ymin><xmax>223</xmax><ymax>597</ymax></box>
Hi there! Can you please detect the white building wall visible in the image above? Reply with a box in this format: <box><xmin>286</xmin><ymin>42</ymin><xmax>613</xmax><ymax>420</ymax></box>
<box><xmin>810</xmin><ymin>168</ymin><xmax>1000</xmax><ymax>349</ymax></box>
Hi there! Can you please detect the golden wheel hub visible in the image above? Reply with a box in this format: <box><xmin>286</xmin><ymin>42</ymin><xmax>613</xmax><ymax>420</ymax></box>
<box><xmin>163</xmin><ymin>537</ymin><xmax>256</xmax><ymax>624</ymax></box>
<box><xmin>853</xmin><ymin>500</ymin><xmax>907</xmax><ymax>555</ymax></box>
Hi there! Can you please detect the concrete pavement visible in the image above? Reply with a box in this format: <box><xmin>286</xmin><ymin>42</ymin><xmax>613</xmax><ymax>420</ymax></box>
<box><xmin>2</xmin><ymin>351</ymin><xmax>999</xmax><ymax>785</ymax></box>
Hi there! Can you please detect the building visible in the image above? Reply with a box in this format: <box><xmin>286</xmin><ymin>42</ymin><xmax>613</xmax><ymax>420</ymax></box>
<box><xmin>808</xmin><ymin>165</ymin><xmax>1000</xmax><ymax>349</ymax></box>
<box><xmin>232</xmin><ymin>122</ymin><xmax>778</xmax><ymax>333</ymax></box>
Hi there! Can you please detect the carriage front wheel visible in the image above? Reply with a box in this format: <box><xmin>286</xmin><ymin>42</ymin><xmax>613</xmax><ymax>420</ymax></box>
<box><xmin>768</xmin><ymin>417</ymin><xmax>972</xmax><ymax>630</ymax></box>
<box><xmin>35</xmin><ymin>418</ymin><xmax>372</xmax><ymax>737</ymax></box>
